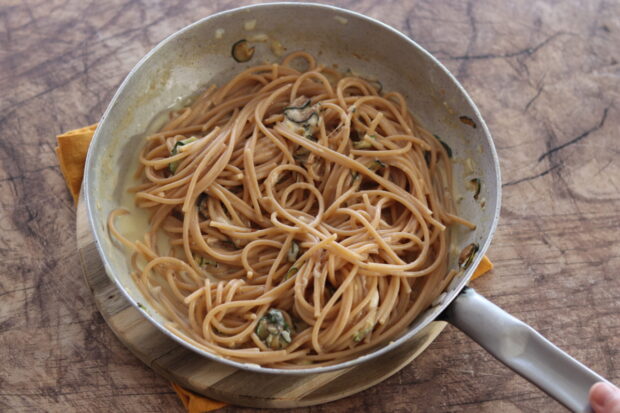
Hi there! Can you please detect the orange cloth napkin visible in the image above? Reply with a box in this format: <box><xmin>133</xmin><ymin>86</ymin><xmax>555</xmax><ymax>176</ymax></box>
<box><xmin>172</xmin><ymin>383</ymin><xmax>227</xmax><ymax>412</ymax></box>
<box><xmin>55</xmin><ymin>124</ymin><xmax>98</xmax><ymax>205</ymax></box>
<box><xmin>55</xmin><ymin>124</ymin><xmax>493</xmax><ymax>412</ymax></box>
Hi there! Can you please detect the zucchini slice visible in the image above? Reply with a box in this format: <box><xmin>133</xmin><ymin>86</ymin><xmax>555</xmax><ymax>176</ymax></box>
<box><xmin>231</xmin><ymin>39</ymin><xmax>255</xmax><ymax>62</ymax></box>
<box><xmin>284</xmin><ymin>99</ymin><xmax>315</xmax><ymax>123</ymax></box>
<box><xmin>169</xmin><ymin>136</ymin><xmax>197</xmax><ymax>173</ymax></box>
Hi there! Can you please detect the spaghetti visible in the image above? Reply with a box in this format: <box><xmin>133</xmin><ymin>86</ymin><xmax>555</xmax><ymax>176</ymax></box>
<box><xmin>109</xmin><ymin>52</ymin><xmax>470</xmax><ymax>367</ymax></box>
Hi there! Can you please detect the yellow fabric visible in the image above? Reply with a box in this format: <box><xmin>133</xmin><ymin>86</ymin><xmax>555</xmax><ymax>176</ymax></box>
<box><xmin>55</xmin><ymin>123</ymin><xmax>97</xmax><ymax>205</ymax></box>
<box><xmin>472</xmin><ymin>255</ymin><xmax>493</xmax><ymax>280</ymax></box>
<box><xmin>55</xmin><ymin>123</ymin><xmax>494</xmax><ymax>412</ymax></box>
<box><xmin>171</xmin><ymin>383</ymin><xmax>227</xmax><ymax>413</ymax></box>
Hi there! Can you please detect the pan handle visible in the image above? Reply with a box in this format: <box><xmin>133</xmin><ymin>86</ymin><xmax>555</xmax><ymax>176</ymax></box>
<box><xmin>441</xmin><ymin>287</ymin><xmax>608</xmax><ymax>412</ymax></box>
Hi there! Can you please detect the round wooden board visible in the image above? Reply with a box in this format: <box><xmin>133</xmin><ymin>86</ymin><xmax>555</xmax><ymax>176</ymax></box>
<box><xmin>76</xmin><ymin>197</ymin><xmax>447</xmax><ymax>408</ymax></box>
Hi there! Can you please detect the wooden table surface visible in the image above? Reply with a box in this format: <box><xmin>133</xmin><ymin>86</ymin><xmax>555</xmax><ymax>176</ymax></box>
<box><xmin>2</xmin><ymin>0</ymin><xmax>619</xmax><ymax>411</ymax></box>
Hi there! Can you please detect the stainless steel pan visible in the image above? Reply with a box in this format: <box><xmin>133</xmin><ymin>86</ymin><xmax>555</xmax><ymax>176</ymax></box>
<box><xmin>83</xmin><ymin>3</ymin><xmax>608</xmax><ymax>411</ymax></box>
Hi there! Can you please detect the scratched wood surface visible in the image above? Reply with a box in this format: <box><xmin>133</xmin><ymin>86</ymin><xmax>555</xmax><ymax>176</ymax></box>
<box><xmin>1</xmin><ymin>0</ymin><xmax>619</xmax><ymax>412</ymax></box>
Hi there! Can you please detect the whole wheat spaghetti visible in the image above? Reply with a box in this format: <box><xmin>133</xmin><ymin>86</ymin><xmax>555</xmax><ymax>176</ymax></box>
<box><xmin>109</xmin><ymin>52</ymin><xmax>471</xmax><ymax>367</ymax></box>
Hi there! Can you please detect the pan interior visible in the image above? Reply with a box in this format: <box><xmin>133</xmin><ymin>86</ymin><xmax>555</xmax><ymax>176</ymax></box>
<box><xmin>85</xmin><ymin>3</ymin><xmax>500</xmax><ymax>374</ymax></box>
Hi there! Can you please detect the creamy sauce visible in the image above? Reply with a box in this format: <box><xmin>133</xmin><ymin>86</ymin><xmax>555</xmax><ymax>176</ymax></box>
<box><xmin>248</xmin><ymin>33</ymin><xmax>269</xmax><ymax>42</ymax></box>
<box><xmin>112</xmin><ymin>98</ymin><xmax>195</xmax><ymax>256</ymax></box>
<box><xmin>244</xmin><ymin>19</ymin><xmax>257</xmax><ymax>31</ymax></box>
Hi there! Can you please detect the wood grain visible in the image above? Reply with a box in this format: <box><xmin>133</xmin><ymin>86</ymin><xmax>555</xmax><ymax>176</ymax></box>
<box><xmin>1</xmin><ymin>0</ymin><xmax>619</xmax><ymax>412</ymax></box>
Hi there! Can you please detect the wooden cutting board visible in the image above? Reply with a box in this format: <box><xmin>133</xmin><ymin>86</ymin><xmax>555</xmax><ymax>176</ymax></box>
<box><xmin>76</xmin><ymin>197</ymin><xmax>447</xmax><ymax>408</ymax></box>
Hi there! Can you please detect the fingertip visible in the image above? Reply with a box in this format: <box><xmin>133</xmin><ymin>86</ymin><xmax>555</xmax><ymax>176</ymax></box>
<box><xmin>590</xmin><ymin>382</ymin><xmax>609</xmax><ymax>410</ymax></box>
<box><xmin>590</xmin><ymin>382</ymin><xmax>620</xmax><ymax>413</ymax></box>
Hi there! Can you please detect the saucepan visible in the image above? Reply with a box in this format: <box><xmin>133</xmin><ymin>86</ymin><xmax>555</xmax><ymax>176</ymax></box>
<box><xmin>83</xmin><ymin>3</ymin><xmax>608</xmax><ymax>411</ymax></box>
